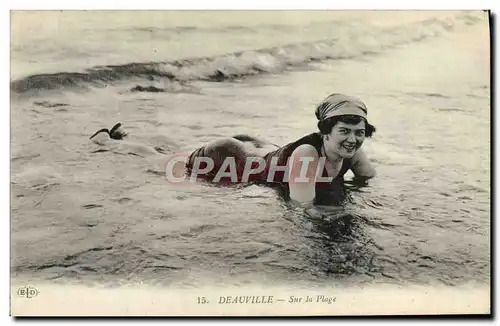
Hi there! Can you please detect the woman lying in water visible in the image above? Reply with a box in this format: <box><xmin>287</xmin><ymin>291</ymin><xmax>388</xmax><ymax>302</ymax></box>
<box><xmin>90</xmin><ymin>93</ymin><xmax>376</xmax><ymax>207</ymax></box>
<box><xmin>167</xmin><ymin>93</ymin><xmax>377</xmax><ymax>207</ymax></box>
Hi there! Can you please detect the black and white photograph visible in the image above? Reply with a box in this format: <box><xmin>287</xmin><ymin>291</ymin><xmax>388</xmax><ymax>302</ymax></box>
<box><xmin>9</xmin><ymin>9</ymin><xmax>491</xmax><ymax>316</ymax></box>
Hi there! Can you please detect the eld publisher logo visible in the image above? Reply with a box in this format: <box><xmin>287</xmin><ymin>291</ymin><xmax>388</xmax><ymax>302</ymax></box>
<box><xmin>17</xmin><ymin>286</ymin><xmax>39</xmax><ymax>299</ymax></box>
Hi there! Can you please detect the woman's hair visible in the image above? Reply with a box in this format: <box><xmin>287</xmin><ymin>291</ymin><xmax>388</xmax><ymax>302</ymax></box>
<box><xmin>317</xmin><ymin>115</ymin><xmax>376</xmax><ymax>137</ymax></box>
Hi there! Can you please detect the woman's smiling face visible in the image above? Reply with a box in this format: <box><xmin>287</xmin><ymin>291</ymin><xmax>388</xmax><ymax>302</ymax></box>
<box><xmin>325</xmin><ymin>120</ymin><xmax>366</xmax><ymax>159</ymax></box>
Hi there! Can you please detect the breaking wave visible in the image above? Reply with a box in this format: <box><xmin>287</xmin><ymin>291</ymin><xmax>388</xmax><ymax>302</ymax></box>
<box><xmin>10</xmin><ymin>12</ymin><xmax>483</xmax><ymax>94</ymax></box>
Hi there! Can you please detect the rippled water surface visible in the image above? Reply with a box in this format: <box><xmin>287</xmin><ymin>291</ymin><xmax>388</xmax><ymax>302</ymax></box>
<box><xmin>10</xmin><ymin>11</ymin><xmax>490</xmax><ymax>289</ymax></box>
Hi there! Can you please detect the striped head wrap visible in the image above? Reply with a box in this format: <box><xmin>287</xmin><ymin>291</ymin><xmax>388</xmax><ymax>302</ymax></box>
<box><xmin>315</xmin><ymin>93</ymin><xmax>368</xmax><ymax>121</ymax></box>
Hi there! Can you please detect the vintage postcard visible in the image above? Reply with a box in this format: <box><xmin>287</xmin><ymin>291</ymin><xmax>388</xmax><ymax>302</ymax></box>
<box><xmin>10</xmin><ymin>9</ymin><xmax>491</xmax><ymax>316</ymax></box>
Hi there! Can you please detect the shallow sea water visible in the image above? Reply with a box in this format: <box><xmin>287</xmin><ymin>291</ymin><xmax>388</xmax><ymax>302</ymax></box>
<box><xmin>10</xmin><ymin>11</ymin><xmax>490</xmax><ymax>289</ymax></box>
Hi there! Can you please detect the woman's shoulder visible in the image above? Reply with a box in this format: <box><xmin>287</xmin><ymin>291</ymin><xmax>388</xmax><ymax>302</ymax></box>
<box><xmin>290</xmin><ymin>143</ymin><xmax>319</xmax><ymax>158</ymax></box>
<box><xmin>281</xmin><ymin>132</ymin><xmax>322</xmax><ymax>152</ymax></box>
<box><xmin>265</xmin><ymin>132</ymin><xmax>322</xmax><ymax>163</ymax></box>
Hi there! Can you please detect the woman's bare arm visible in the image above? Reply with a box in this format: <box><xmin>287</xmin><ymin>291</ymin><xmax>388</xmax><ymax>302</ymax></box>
<box><xmin>350</xmin><ymin>148</ymin><xmax>376</xmax><ymax>178</ymax></box>
<box><xmin>287</xmin><ymin>144</ymin><xmax>320</xmax><ymax>205</ymax></box>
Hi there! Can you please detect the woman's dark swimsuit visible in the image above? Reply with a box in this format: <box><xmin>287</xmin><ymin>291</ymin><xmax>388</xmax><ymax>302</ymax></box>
<box><xmin>186</xmin><ymin>132</ymin><xmax>352</xmax><ymax>205</ymax></box>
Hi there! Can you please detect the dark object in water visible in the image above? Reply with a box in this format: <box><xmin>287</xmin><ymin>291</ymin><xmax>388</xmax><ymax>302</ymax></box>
<box><xmin>154</xmin><ymin>146</ymin><xmax>166</xmax><ymax>154</ymax></box>
<box><xmin>89</xmin><ymin>122</ymin><xmax>127</xmax><ymax>140</ymax></box>
<box><xmin>34</xmin><ymin>100</ymin><xmax>69</xmax><ymax>108</ymax></box>
<box><xmin>130</xmin><ymin>85</ymin><xmax>165</xmax><ymax>93</ymax></box>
